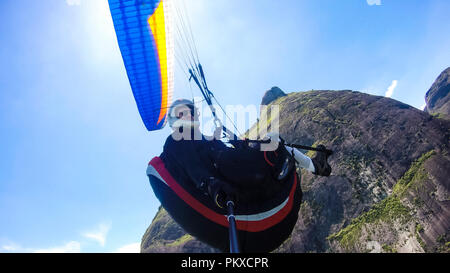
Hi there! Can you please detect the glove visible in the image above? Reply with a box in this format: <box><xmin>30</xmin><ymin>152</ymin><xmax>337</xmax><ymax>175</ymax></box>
<box><xmin>311</xmin><ymin>145</ymin><xmax>332</xmax><ymax>177</ymax></box>
<box><xmin>205</xmin><ymin>177</ymin><xmax>237</xmax><ymax>209</ymax></box>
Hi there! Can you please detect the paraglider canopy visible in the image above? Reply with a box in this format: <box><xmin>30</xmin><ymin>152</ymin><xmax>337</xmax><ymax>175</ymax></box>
<box><xmin>109</xmin><ymin>0</ymin><xmax>240</xmax><ymax>138</ymax></box>
<box><xmin>109</xmin><ymin>0</ymin><xmax>174</xmax><ymax>131</ymax></box>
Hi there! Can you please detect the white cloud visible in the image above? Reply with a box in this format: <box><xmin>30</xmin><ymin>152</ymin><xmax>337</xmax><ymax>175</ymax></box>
<box><xmin>33</xmin><ymin>241</ymin><xmax>81</xmax><ymax>253</ymax></box>
<box><xmin>66</xmin><ymin>0</ymin><xmax>81</xmax><ymax>6</ymax></box>
<box><xmin>82</xmin><ymin>222</ymin><xmax>111</xmax><ymax>247</ymax></box>
<box><xmin>367</xmin><ymin>0</ymin><xmax>381</xmax><ymax>6</ymax></box>
<box><xmin>1</xmin><ymin>242</ymin><xmax>22</xmax><ymax>252</ymax></box>
<box><xmin>385</xmin><ymin>80</ymin><xmax>398</xmax><ymax>98</ymax></box>
<box><xmin>1</xmin><ymin>240</ymin><xmax>81</xmax><ymax>253</ymax></box>
<box><xmin>420</xmin><ymin>103</ymin><xmax>427</xmax><ymax>111</ymax></box>
<box><xmin>1</xmin><ymin>221</ymin><xmax>112</xmax><ymax>253</ymax></box>
<box><xmin>114</xmin><ymin>242</ymin><xmax>141</xmax><ymax>253</ymax></box>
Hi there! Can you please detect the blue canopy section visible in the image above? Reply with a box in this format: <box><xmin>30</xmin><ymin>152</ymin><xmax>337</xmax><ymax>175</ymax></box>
<box><xmin>109</xmin><ymin>0</ymin><xmax>171</xmax><ymax>131</ymax></box>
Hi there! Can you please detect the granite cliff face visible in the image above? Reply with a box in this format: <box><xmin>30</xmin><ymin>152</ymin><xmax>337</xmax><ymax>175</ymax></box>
<box><xmin>261</xmin><ymin>86</ymin><xmax>287</xmax><ymax>106</ymax></box>
<box><xmin>269</xmin><ymin>90</ymin><xmax>449</xmax><ymax>253</ymax></box>
<box><xmin>141</xmin><ymin>70</ymin><xmax>450</xmax><ymax>253</ymax></box>
<box><xmin>141</xmin><ymin>206</ymin><xmax>218</xmax><ymax>253</ymax></box>
<box><xmin>425</xmin><ymin>67</ymin><xmax>450</xmax><ymax>119</ymax></box>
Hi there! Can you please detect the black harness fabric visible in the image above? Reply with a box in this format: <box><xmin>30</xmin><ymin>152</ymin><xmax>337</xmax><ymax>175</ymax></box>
<box><xmin>150</xmin><ymin>134</ymin><xmax>303</xmax><ymax>252</ymax></box>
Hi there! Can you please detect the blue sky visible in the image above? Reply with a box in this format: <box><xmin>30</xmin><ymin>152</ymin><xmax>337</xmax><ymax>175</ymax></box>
<box><xmin>0</xmin><ymin>0</ymin><xmax>449</xmax><ymax>252</ymax></box>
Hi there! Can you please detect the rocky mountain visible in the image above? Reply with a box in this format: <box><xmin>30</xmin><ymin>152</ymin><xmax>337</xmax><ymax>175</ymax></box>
<box><xmin>261</xmin><ymin>86</ymin><xmax>287</xmax><ymax>106</ymax></box>
<box><xmin>141</xmin><ymin>206</ymin><xmax>218</xmax><ymax>253</ymax></box>
<box><xmin>141</xmin><ymin>69</ymin><xmax>450</xmax><ymax>253</ymax></box>
<box><xmin>425</xmin><ymin>67</ymin><xmax>450</xmax><ymax>119</ymax></box>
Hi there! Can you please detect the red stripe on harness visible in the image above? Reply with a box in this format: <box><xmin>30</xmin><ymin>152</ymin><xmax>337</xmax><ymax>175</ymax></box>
<box><xmin>149</xmin><ymin>157</ymin><xmax>298</xmax><ymax>232</ymax></box>
<box><xmin>264</xmin><ymin>151</ymin><xmax>275</xmax><ymax>167</ymax></box>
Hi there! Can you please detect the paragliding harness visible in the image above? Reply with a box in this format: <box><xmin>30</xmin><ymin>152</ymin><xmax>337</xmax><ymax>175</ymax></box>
<box><xmin>147</xmin><ymin>133</ymin><xmax>331</xmax><ymax>253</ymax></box>
<box><xmin>146</xmin><ymin>82</ymin><xmax>333</xmax><ymax>253</ymax></box>
<box><xmin>147</xmin><ymin>151</ymin><xmax>301</xmax><ymax>253</ymax></box>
